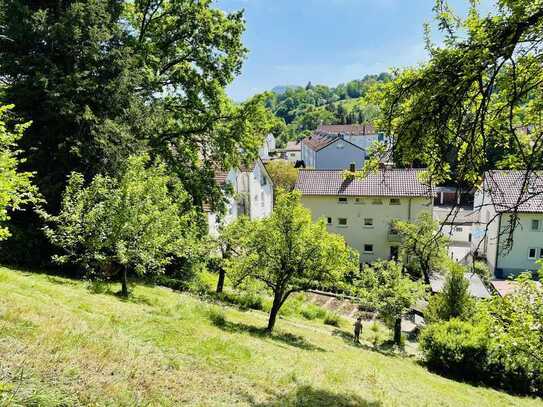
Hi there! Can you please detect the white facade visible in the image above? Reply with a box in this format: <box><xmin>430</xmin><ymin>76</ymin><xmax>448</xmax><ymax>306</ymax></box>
<box><xmin>282</xmin><ymin>140</ymin><xmax>301</xmax><ymax>163</ymax></box>
<box><xmin>207</xmin><ymin>160</ymin><xmax>274</xmax><ymax>236</ymax></box>
<box><xmin>301</xmin><ymin>195</ymin><xmax>432</xmax><ymax>263</ymax></box>
<box><xmin>473</xmin><ymin>190</ymin><xmax>543</xmax><ymax>277</ymax></box>
<box><xmin>258</xmin><ymin>134</ymin><xmax>276</xmax><ymax>160</ymax></box>
<box><xmin>433</xmin><ymin>206</ymin><xmax>476</xmax><ymax>264</ymax></box>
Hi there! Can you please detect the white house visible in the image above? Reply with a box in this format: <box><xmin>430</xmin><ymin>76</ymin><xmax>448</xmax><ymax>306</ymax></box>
<box><xmin>294</xmin><ymin>168</ymin><xmax>433</xmax><ymax>264</ymax></box>
<box><xmin>258</xmin><ymin>134</ymin><xmax>276</xmax><ymax>160</ymax></box>
<box><xmin>473</xmin><ymin>170</ymin><xmax>543</xmax><ymax>278</ymax></box>
<box><xmin>300</xmin><ymin>124</ymin><xmax>392</xmax><ymax>170</ymax></box>
<box><xmin>207</xmin><ymin>159</ymin><xmax>274</xmax><ymax>236</ymax></box>
<box><xmin>280</xmin><ymin>140</ymin><xmax>302</xmax><ymax>163</ymax></box>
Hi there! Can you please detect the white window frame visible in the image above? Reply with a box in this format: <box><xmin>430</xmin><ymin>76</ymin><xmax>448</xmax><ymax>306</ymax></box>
<box><xmin>338</xmin><ymin>197</ymin><xmax>348</xmax><ymax>205</ymax></box>
<box><xmin>531</xmin><ymin>219</ymin><xmax>540</xmax><ymax>231</ymax></box>
<box><xmin>363</xmin><ymin>244</ymin><xmax>374</xmax><ymax>254</ymax></box>
<box><xmin>363</xmin><ymin>218</ymin><xmax>374</xmax><ymax>227</ymax></box>
<box><xmin>372</xmin><ymin>199</ymin><xmax>383</xmax><ymax>205</ymax></box>
<box><xmin>338</xmin><ymin>218</ymin><xmax>348</xmax><ymax>227</ymax></box>
<box><xmin>354</xmin><ymin>197</ymin><xmax>364</xmax><ymax>205</ymax></box>
<box><xmin>528</xmin><ymin>248</ymin><xmax>538</xmax><ymax>260</ymax></box>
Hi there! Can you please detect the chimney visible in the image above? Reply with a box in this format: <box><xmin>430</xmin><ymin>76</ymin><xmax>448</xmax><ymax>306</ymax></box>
<box><xmin>349</xmin><ymin>162</ymin><xmax>356</xmax><ymax>172</ymax></box>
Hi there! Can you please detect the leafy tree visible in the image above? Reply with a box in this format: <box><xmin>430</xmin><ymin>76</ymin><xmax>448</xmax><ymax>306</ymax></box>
<box><xmin>208</xmin><ymin>216</ymin><xmax>251</xmax><ymax>294</ymax></box>
<box><xmin>355</xmin><ymin>260</ymin><xmax>425</xmax><ymax>345</ymax></box>
<box><xmin>393</xmin><ymin>213</ymin><xmax>449</xmax><ymax>284</ymax></box>
<box><xmin>425</xmin><ymin>262</ymin><xmax>475</xmax><ymax>323</ymax></box>
<box><xmin>378</xmin><ymin>1</ymin><xmax>543</xmax><ymax>213</ymax></box>
<box><xmin>227</xmin><ymin>190</ymin><xmax>358</xmax><ymax>332</ymax></box>
<box><xmin>41</xmin><ymin>155</ymin><xmax>197</xmax><ymax>297</ymax></box>
<box><xmin>0</xmin><ymin>0</ymin><xmax>272</xmax><ymax>264</ymax></box>
<box><xmin>264</xmin><ymin>161</ymin><xmax>299</xmax><ymax>192</ymax></box>
<box><xmin>0</xmin><ymin>104</ymin><xmax>37</xmax><ymax>240</ymax></box>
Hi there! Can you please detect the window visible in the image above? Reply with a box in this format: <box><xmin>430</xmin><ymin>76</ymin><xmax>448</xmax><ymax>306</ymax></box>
<box><xmin>532</xmin><ymin>219</ymin><xmax>540</xmax><ymax>231</ymax></box>
<box><xmin>364</xmin><ymin>218</ymin><xmax>374</xmax><ymax>227</ymax></box>
<box><xmin>338</xmin><ymin>218</ymin><xmax>348</xmax><ymax>226</ymax></box>
<box><xmin>372</xmin><ymin>199</ymin><xmax>383</xmax><ymax>205</ymax></box>
<box><xmin>363</xmin><ymin>244</ymin><xmax>374</xmax><ymax>253</ymax></box>
<box><xmin>455</xmin><ymin>227</ymin><xmax>464</xmax><ymax>232</ymax></box>
<box><xmin>327</xmin><ymin>217</ymin><xmax>332</xmax><ymax>225</ymax></box>
<box><xmin>529</xmin><ymin>248</ymin><xmax>537</xmax><ymax>259</ymax></box>
<box><xmin>389</xmin><ymin>198</ymin><xmax>401</xmax><ymax>205</ymax></box>
<box><xmin>338</xmin><ymin>197</ymin><xmax>348</xmax><ymax>204</ymax></box>
<box><xmin>355</xmin><ymin>197</ymin><xmax>364</xmax><ymax>205</ymax></box>
<box><xmin>540</xmin><ymin>249</ymin><xmax>543</xmax><ymax>259</ymax></box>
<box><xmin>261</xmin><ymin>175</ymin><xmax>267</xmax><ymax>186</ymax></box>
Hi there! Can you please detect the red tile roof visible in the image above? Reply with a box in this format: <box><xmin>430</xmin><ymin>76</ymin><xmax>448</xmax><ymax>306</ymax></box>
<box><xmin>484</xmin><ymin>170</ymin><xmax>543</xmax><ymax>213</ymax></box>
<box><xmin>295</xmin><ymin>168</ymin><xmax>433</xmax><ymax>197</ymax></box>
<box><xmin>316</xmin><ymin>124</ymin><xmax>375</xmax><ymax>135</ymax></box>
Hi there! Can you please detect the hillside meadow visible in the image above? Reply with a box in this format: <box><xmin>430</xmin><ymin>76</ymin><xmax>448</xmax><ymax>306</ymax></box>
<box><xmin>0</xmin><ymin>267</ymin><xmax>541</xmax><ymax>407</ymax></box>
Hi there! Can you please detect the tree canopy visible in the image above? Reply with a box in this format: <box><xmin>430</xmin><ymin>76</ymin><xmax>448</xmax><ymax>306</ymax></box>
<box><xmin>227</xmin><ymin>190</ymin><xmax>358</xmax><ymax>332</ymax></box>
<box><xmin>42</xmin><ymin>155</ymin><xmax>198</xmax><ymax>296</ymax></box>
<box><xmin>0</xmin><ymin>104</ymin><xmax>37</xmax><ymax>240</ymax></box>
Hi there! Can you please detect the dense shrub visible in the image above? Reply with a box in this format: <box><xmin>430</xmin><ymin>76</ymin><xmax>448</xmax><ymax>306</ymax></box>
<box><xmin>419</xmin><ymin>319</ymin><xmax>489</xmax><ymax>380</ymax></box>
<box><xmin>323</xmin><ymin>313</ymin><xmax>341</xmax><ymax>327</ymax></box>
<box><xmin>206</xmin><ymin>306</ymin><xmax>226</xmax><ymax>327</ymax></box>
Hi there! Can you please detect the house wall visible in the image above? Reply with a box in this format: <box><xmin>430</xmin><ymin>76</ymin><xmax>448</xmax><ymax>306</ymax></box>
<box><xmin>245</xmin><ymin>161</ymin><xmax>274</xmax><ymax>220</ymax></box>
<box><xmin>496</xmin><ymin>213</ymin><xmax>543</xmax><ymax>277</ymax></box>
<box><xmin>301</xmin><ymin>142</ymin><xmax>316</xmax><ymax>168</ymax></box>
<box><xmin>442</xmin><ymin>223</ymin><xmax>473</xmax><ymax>243</ymax></box>
<box><xmin>315</xmin><ymin>140</ymin><xmax>365</xmax><ymax>170</ymax></box>
<box><xmin>284</xmin><ymin>150</ymin><xmax>301</xmax><ymax>163</ymax></box>
<box><xmin>207</xmin><ymin>170</ymin><xmax>241</xmax><ymax>236</ymax></box>
<box><xmin>300</xmin><ymin>195</ymin><xmax>433</xmax><ymax>263</ymax></box>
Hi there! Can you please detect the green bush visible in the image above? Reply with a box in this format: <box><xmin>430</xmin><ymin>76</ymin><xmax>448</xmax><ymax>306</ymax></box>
<box><xmin>323</xmin><ymin>312</ymin><xmax>341</xmax><ymax>327</ymax></box>
<box><xmin>300</xmin><ymin>304</ymin><xmax>327</xmax><ymax>320</ymax></box>
<box><xmin>419</xmin><ymin>319</ymin><xmax>489</xmax><ymax>379</ymax></box>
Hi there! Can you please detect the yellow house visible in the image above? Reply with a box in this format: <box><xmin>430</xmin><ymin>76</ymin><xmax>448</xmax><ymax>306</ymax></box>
<box><xmin>295</xmin><ymin>168</ymin><xmax>433</xmax><ymax>264</ymax></box>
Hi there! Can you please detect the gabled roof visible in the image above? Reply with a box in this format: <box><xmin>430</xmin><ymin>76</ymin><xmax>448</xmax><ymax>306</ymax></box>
<box><xmin>294</xmin><ymin>168</ymin><xmax>432</xmax><ymax>197</ymax></box>
<box><xmin>483</xmin><ymin>170</ymin><xmax>543</xmax><ymax>213</ymax></box>
<box><xmin>316</xmin><ymin>124</ymin><xmax>375</xmax><ymax>135</ymax></box>
<box><xmin>431</xmin><ymin>273</ymin><xmax>492</xmax><ymax>299</ymax></box>
<box><xmin>302</xmin><ymin>134</ymin><xmax>365</xmax><ymax>152</ymax></box>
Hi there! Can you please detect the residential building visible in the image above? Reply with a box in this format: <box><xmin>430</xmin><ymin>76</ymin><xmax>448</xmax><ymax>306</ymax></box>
<box><xmin>473</xmin><ymin>170</ymin><xmax>543</xmax><ymax>278</ymax></box>
<box><xmin>206</xmin><ymin>159</ymin><xmax>274</xmax><ymax>236</ymax></box>
<box><xmin>258</xmin><ymin>134</ymin><xmax>276</xmax><ymax>160</ymax></box>
<box><xmin>433</xmin><ymin>206</ymin><xmax>477</xmax><ymax>264</ymax></box>
<box><xmin>300</xmin><ymin>124</ymin><xmax>391</xmax><ymax>170</ymax></box>
<box><xmin>280</xmin><ymin>140</ymin><xmax>302</xmax><ymax>163</ymax></box>
<box><xmin>294</xmin><ymin>168</ymin><xmax>433</xmax><ymax>263</ymax></box>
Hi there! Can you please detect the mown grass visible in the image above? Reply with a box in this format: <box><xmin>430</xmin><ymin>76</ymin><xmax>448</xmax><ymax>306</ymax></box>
<box><xmin>0</xmin><ymin>267</ymin><xmax>541</xmax><ymax>406</ymax></box>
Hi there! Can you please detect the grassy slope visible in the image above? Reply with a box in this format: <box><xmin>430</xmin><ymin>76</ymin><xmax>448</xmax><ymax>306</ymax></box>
<box><xmin>0</xmin><ymin>267</ymin><xmax>541</xmax><ymax>407</ymax></box>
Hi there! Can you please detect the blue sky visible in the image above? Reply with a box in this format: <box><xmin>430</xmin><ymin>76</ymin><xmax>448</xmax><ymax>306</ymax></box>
<box><xmin>216</xmin><ymin>0</ymin><xmax>494</xmax><ymax>101</ymax></box>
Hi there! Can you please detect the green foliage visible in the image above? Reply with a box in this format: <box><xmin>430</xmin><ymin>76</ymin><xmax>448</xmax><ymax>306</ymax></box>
<box><xmin>378</xmin><ymin>0</ymin><xmax>543</xmax><ymax>190</ymax></box>
<box><xmin>394</xmin><ymin>213</ymin><xmax>449</xmax><ymax>284</ymax></box>
<box><xmin>227</xmin><ymin>190</ymin><xmax>358</xmax><ymax>331</ymax></box>
<box><xmin>0</xmin><ymin>0</ymin><xmax>275</xmax><ymax>264</ymax></box>
<box><xmin>206</xmin><ymin>306</ymin><xmax>227</xmax><ymax>327</ymax></box>
<box><xmin>421</xmin><ymin>272</ymin><xmax>543</xmax><ymax>395</ymax></box>
<box><xmin>420</xmin><ymin>319</ymin><xmax>489</xmax><ymax>378</ymax></box>
<box><xmin>354</xmin><ymin>260</ymin><xmax>425</xmax><ymax>344</ymax></box>
<box><xmin>0</xmin><ymin>104</ymin><xmax>37</xmax><ymax>240</ymax></box>
<box><xmin>472</xmin><ymin>261</ymin><xmax>492</xmax><ymax>284</ymax></box>
<box><xmin>264</xmin><ymin>162</ymin><xmax>299</xmax><ymax>192</ymax></box>
<box><xmin>425</xmin><ymin>263</ymin><xmax>475</xmax><ymax>323</ymax></box>
<box><xmin>41</xmin><ymin>155</ymin><xmax>198</xmax><ymax>292</ymax></box>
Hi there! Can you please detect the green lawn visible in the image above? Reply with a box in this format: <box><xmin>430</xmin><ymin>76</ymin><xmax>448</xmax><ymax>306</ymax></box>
<box><xmin>0</xmin><ymin>267</ymin><xmax>541</xmax><ymax>407</ymax></box>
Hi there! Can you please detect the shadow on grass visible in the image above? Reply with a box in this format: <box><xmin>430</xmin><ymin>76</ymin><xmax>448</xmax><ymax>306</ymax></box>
<box><xmin>246</xmin><ymin>385</ymin><xmax>382</xmax><ymax>407</ymax></box>
<box><xmin>331</xmin><ymin>329</ymin><xmax>401</xmax><ymax>357</ymax></box>
<box><xmin>213</xmin><ymin>319</ymin><xmax>325</xmax><ymax>352</ymax></box>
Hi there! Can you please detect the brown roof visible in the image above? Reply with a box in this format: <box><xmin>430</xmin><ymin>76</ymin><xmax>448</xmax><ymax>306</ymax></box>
<box><xmin>316</xmin><ymin>124</ymin><xmax>376</xmax><ymax>135</ymax></box>
<box><xmin>213</xmin><ymin>170</ymin><xmax>230</xmax><ymax>186</ymax></box>
<box><xmin>484</xmin><ymin>170</ymin><xmax>543</xmax><ymax>213</ymax></box>
<box><xmin>285</xmin><ymin>140</ymin><xmax>301</xmax><ymax>151</ymax></box>
<box><xmin>295</xmin><ymin>168</ymin><xmax>433</xmax><ymax>197</ymax></box>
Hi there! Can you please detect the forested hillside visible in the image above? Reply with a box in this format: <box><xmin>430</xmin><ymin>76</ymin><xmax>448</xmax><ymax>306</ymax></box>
<box><xmin>265</xmin><ymin>73</ymin><xmax>391</xmax><ymax>145</ymax></box>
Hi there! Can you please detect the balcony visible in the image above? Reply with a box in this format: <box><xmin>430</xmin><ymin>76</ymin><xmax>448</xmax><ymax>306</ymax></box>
<box><xmin>387</xmin><ymin>230</ymin><xmax>402</xmax><ymax>242</ymax></box>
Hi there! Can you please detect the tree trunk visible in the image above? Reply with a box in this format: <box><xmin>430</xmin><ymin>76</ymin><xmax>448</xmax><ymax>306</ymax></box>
<box><xmin>393</xmin><ymin>317</ymin><xmax>402</xmax><ymax>346</ymax></box>
<box><xmin>266</xmin><ymin>291</ymin><xmax>283</xmax><ymax>333</ymax></box>
<box><xmin>216</xmin><ymin>268</ymin><xmax>225</xmax><ymax>294</ymax></box>
<box><xmin>120</xmin><ymin>266</ymin><xmax>128</xmax><ymax>297</ymax></box>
